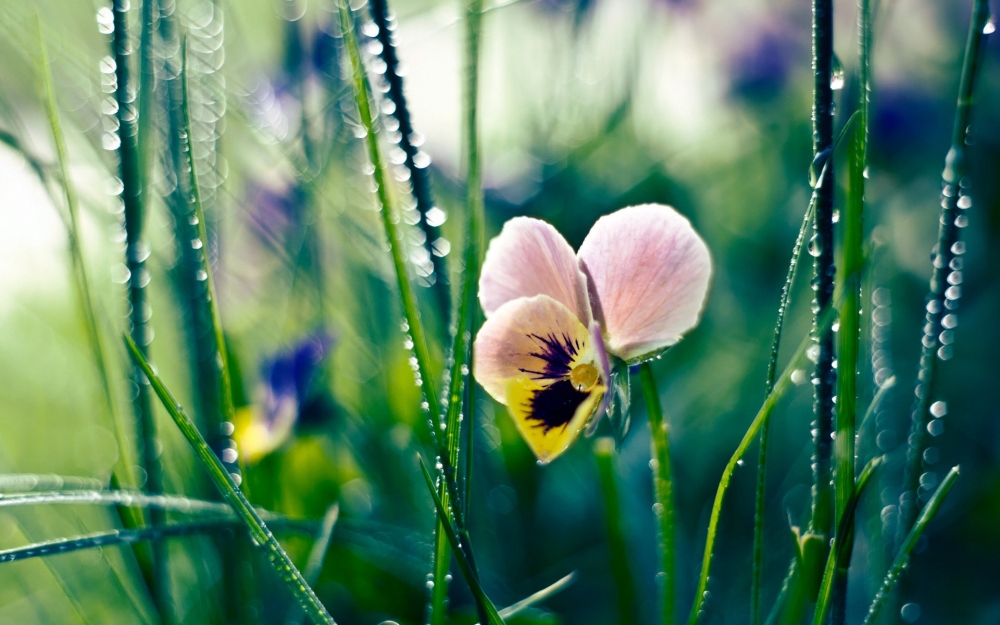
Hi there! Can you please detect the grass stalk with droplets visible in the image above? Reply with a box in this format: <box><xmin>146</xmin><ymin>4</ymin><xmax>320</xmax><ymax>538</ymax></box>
<box><xmin>124</xmin><ymin>335</ymin><xmax>338</xmax><ymax>625</ymax></box>
<box><xmin>0</xmin><ymin>518</ymin><xmax>319</xmax><ymax>566</ymax></box>
<box><xmin>369</xmin><ymin>0</ymin><xmax>451</xmax><ymax>319</ymax></box>
<box><xmin>641</xmin><ymin>364</ymin><xmax>675</xmax><ymax>625</ymax></box>
<box><xmin>830</xmin><ymin>0</ymin><xmax>871</xmax><ymax>620</ymax></box>
<box><xmin>595</xmin><ymin>438</ymin><xmax>639</xmax><ymax>625</ymax></box>
<box><xmin>686</xmin><ymin>304</ymin><xmax>839</xmax><ymax>625</ymax></box>
<box><xmin>809</xmin><ymin>0</ymin><xmax>836</xmax><ymax>554</ymax></box>
<box><xmin>430</xmin><ymin>0</ymin><xmax>486</xmax><ymax>618</ymax></box>
<box><xmin>866</xmin><ymin>466</ymin><xmax>959</xmax><ymax>625</ymax></box>
<box><xmin>181</xmin><ymin>38</ymin><xmax>237</xmax><ymax>462</ymax></box>
<box><xmin>898</xmin><ymin>0</ymin><xmax>991</xmax><ymax>541</ymax></box>
<box><xmin>750</xmin><ymin>174</ymin><xmax>817</xmax><ymax>625</ymax></box>
<box><xmin>110</xmin><ymin>1</ymin><xmax>169</xmax><ymax>616</ymax></box>
<box><xmin>812</xmin><ymin>456</ymin><xmax>881</xmax><ymax>625</ymax></box>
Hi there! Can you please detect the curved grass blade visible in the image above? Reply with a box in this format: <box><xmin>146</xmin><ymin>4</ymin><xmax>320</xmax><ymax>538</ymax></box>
<box><xmin>687</xmin><ymin>303</ymin><xmax>839</xmax><ymax>625</ymax></box>
<box><xmin>865</xmin><ymin>466</ymin><xmax>959</xmax><ymax>625</ymax></box>
<box><xmin>419</xmin><ymin>457</ymin><xmax>505</xmax><ymax>625</ymax></box>
<box><xmin>812</xmin><ymin>456</ymin><xmax>882</xmax><ymax>625</ymax></box>
<box><xmin>124</xmin><ymin>335</ymin><xmax>338</xmax><ymax>625</ymax></box>
<box><xmin>899</xmin><ymin>0</ymin><xmax>991</xmax><ymax>541</ymax></box>
<box><xmin>471</xmin><ymin>572</ymin><xmax>576</xmax><ymax>624</ymax></box>
<box><xmin>751</xmin><ymin>175</ymin><xmax>818</xmax><ymax>625</ymax></box>
<box><xmin>0</xmin><ymin>518</ymin><xmax>318</xmax><ymax>565</ymax></box>
<box><xmin>640</xmin><ymin>364</ymin><xmax>675</xmax><ymax>625</ymax></box>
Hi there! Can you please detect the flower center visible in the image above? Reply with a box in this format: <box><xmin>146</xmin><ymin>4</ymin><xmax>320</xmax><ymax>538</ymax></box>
<box><xmin>569</xmin><ymin>363</ymin><xmax>599</xmax><ymax>392</ymax></box>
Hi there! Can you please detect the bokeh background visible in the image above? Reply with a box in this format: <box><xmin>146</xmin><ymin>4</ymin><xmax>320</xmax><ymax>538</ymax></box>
<box><xmin>0</xmin><ymin>0</ymin><xmax>998</xmax><ymax>623</ymax></box>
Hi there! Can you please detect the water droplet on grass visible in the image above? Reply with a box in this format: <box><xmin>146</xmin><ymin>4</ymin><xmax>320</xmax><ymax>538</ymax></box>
<box><xmin>830</xmin><ymin>56</ymin><xmax>845</xmax><ymax>90</ymax></box>
<box><xmin>984</xmin><ymin>18</ymin><xmax>996</xmax><ymax>35</ymax></box>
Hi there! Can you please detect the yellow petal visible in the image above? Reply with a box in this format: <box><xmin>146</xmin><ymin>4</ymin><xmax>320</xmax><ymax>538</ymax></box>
<box><xmin>505</xmin><ymin>374</ymin><xmax>605</xmax><ymax>464</ymax></box>
<box><xmin>473</xmin><ymin>294</ymin><xmax>595</xmax><ymax>404</ymax></box>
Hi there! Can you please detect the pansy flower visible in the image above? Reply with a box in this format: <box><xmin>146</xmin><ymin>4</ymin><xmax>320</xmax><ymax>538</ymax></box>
<box><xmin>473</xmin><ymin>204</ymin><xmax>712</xmax><ymax>463</ymax></box>
<box><xmin>235</xmin><ymin>332</ymin><xmax>334</xmax><ymax>462</ymax></box>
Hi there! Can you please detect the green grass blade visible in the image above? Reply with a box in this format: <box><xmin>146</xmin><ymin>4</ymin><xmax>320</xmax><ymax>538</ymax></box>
<box><xmin>812</xmin><ymin>456</ymin><xmax>881</xmax><ymax>625</ymax></box>
<box><xmin>36</xmin><ymin>21</ymin><xmax>138</xmax><ymax>493</ymax></box>
<box><xmin>864</xmin><ymin>466</ymin><xmax>959</xmax><ymax>625</ymax></box>
<box><xmin>751</xmin><ymin>175</ymin><xmax>818</xmax><ymax>625</ymax></box>
<box><xmin>337</xmin><ymin>0</ymin><xmax>446</xmax><ymax>456</ymax></box>
<box><xmin>286</xmin><ymin>503</ymin><xmax>341</xmax><ymax>625</ymax></box>
<box><xmin>830</xmin><ymin>0</ymin><xmax>871</xmax><ymax>620</ymax></box>
<box><xmin>595</xmin><ymin>438</ymin><xmax>638</xmax><ymax>625</ymax></box>
<box><xmin>640</xmin><ymin>364</ymin><xmax>675</xmax><ymax>625</ymax></box>
<box><xmin>180</xmin><ymin>38</ymin><xmax>237</xmax><ymax>446</ymax></box>
<box><xmin>419</xmin><ymin>457</ymin><xmax>505</xmax><ymax>625</ymax></box>
<box><xmin>430</xmin><ymin>0</ymin><xmax>487</xmax><ymax>619</ymax></box>
<box><xmin>0</xmin><ymin>518</ymin><xmax>318</xmax><ymax>565</ymax></box>
<box><xmin>899</xmin><ymin>0</ymin><xmax>991</xmax><ymax>541</ymax></box>
<box><xmin>687</xmin><ymin>304</ymin><xmax>839</xmax><ymax>625</ymax></box>
<box><xmin>124</xmin><ymin>335</ymin><xmax>338</xmax><ymax>625</ymax></box>
<box><xmin>368</xmin><ymin>0</ymin><xmax>451</xmax><ymax>318</ymax></box>
<box><xmin>110</xmin><ymin>0</ymin><xmax>161</xmax><ymax>507</ymax></box>
<box><xmin>494</xmin><ymin>573</ymin><xmax>576</xmax><ymax>621</ymax></box>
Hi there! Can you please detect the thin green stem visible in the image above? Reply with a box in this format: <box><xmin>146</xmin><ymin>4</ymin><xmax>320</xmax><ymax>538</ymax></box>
<box><xmin>368</xmin><ymin>0</ymin><xmax>451</xmax><ymax>318</ymax></box>
<box><xmin>124</xmin><ymin>336</ymin><xmax>338</xmax><ymax>625</ymax></box>
<box><xmin>595</xmin><ymin>438</ymin><xmax>638</xmax><ymax>625</ymax></box>
<box><xmin>751</xmin><ymin>182</ymin><xmax>817</xmax><ymax>625</ymax></box>
<box><xmin>813</xmin><ymin>456</ymin><xmax>881</xmax><ymax>625</ymax></box>
<box><xmin>641</xmin><ymin>364</ymin><xmax>674</xmax><ymax>625</ymax></box>
<box><xmin>687</xmin><ymin>305</ymin><xmax>839</xmax><ymax>625</ymax></box>
<box><xmin>286</xmin><ymin>504</ymin><xmax>341</xmax><ymax>625</ymax></box>
<box><xmin>180</xmin><ymin>38</ymin><xmax>236</xmax><ymax>448</ymax></box>
<box><xmin>866</xmin><ymin>466</ymin><xmax>960</xmax><ymax>625</ymax></box>
<box><xmin>419</xmin><ymin>458</ymin><xmax>505</xmax><ymax>625</ymax></box>
<box><xmin>830</xmin><ymin>0</ymin><xmax>871</xmax><ymax>620</ymax></box>
<box><xmin>0</xmin><ymin>518</ymin><xmax>317</xmax><ymax>565</ymax></box>
<box><xmin>336</xmin><ymin>0</ymin><xmax>441</xmax><ymax>456</ymax></box>
<box><xmin>899</xmin><ymin>0</ymin><xmax>990</xmax><ymax>541</ymax></box>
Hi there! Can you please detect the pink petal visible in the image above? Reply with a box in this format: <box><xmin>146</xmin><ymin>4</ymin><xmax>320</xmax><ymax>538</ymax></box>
<box><xmin>479</xmin><ymin>217</ymin><xmax>591</xmax><ymax>325</ymax></box>
<box><xmin>472</xmin><ymin>294</ymin><xmax>594</xmax><ymax>404</ymax></box>
<box><xmin>578</xmin><ymin>204</ymin><xmax>712</xmax><ymax>362</ymax></box>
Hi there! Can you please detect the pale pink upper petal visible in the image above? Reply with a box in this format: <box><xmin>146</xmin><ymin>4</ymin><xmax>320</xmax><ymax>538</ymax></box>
<box><xmin>578</xmin><ymin>204</ymin><xmax>712</xmax><ymax>362</ymax></box>
<box><xmin>479</xmin><ymin>217</ymin><xmax>591</xmax><ymax>325</ymax></box>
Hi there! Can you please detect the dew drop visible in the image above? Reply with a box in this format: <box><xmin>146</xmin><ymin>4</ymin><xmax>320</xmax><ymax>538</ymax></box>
<box><xmin>808</xmin><ymin>235</ymin><xmax>823</xmax><ymax>257</ymax></box>
<box><xmin>830</xmin><ymin>55</ymin><xmax>845</xmax><ymax>90</ymax></box>
<box><xmin>984</xmin><ymin>18</ymin><xmax>996</xmax><ymax>35</ymax></box>
<box><xmin>929</xmin><ymin>401</ymin><xmax>947</xmax><ymax>418</ymax></box>
<box><xmin>927</xmin><ymin>420</ymin><xmax>944</xmax><ymax>436</ymax></box>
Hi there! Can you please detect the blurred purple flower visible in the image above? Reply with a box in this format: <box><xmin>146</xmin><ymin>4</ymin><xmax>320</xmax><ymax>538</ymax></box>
<box><xmin>871</xmin><ymin>85</ymin><xmax>947</xmax><ymax>162</ymax></box>
<box><xmin>728</xmin><ymin>26</ymin><xmax>801</xmax><ymax>102</ymax></box>
<box><xmin>236</xmin><ymin>331</ymin><xmax>335</xmax><ymax>461</ymax></box>
<box><xmin>245</xmin><ymin>177</ymin><xmax>306</xmax><ymax>251</ymax></box>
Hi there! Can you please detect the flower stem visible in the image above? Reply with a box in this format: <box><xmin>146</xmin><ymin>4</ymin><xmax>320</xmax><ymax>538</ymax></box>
<box><xmin>640</xmin><ymin>364</ymin><xmax>674</xmax><ymax>625</ymax></box>
<box><xmin>594</xmin><ymin>438</ymin><xmax>639</xmax><ymax>625</ymax></box>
